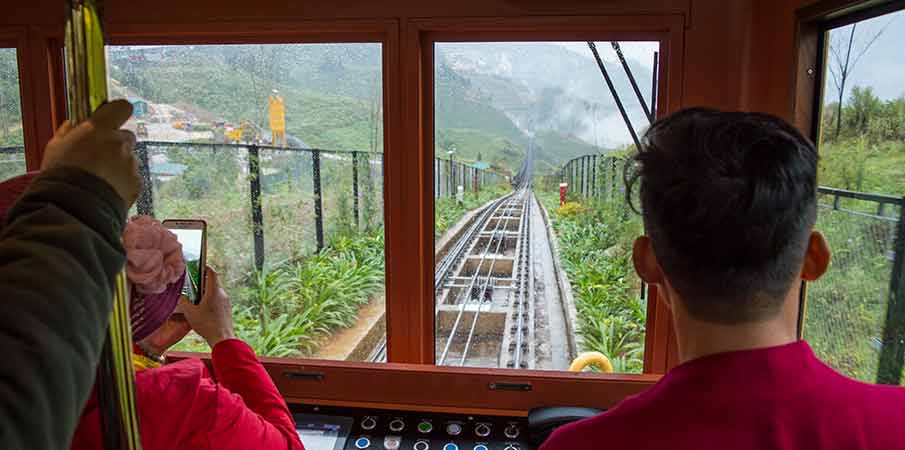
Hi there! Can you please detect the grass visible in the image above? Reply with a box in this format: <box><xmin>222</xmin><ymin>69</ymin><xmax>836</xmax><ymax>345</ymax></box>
<box><xmin>435</xmin><ymin>184</ymin><xmax>510</xmax><ymax>239</ymax></box>
<box><xmin>819</xmin><ymin>138</ymin><xmax>905</xmax><ymax>197</ymax></box>
<box><xmin>539</xmin><ymin>190</ymin><xmax>646</xmax><ymax>373</ymax></box>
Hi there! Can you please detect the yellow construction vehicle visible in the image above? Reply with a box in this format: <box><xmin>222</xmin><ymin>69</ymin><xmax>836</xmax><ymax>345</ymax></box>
<box><xmin>225</xmin><ymin>120</ymin><xmax>263</xmax><ymax>144</ymax></box>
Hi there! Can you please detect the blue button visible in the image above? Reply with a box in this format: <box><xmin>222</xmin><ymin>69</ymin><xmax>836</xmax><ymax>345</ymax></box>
<box><xmin>355</xmin><ymin>437</ymin><xmax>371</xmax><ymax>449</ymax></box>
<box><xmin>443</xmin><ymin>444</ymin><xmax>459</xmax><ymax>450</ymax></box>
<box><xmin>474</xmin><ymin>446</ymin><xmax>489</xmax><ymax>450</ymax></box>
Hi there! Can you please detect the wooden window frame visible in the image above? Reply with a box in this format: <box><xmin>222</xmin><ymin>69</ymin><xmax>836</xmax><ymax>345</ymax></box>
<box><xmin>792</xmin><ymin>0</ymin><xmax>905</xmax><ymax>140</ymax></box>
<box><xmin>405</xmin><ymin>15</ymin><xmax>686</xmax><ymax>374</ymax></box>
<box><xmin>26</xmin><ymin>13</ymin><xmax>685</xmax><ymax>412</ymax></box>
<box><xmin>0</xmin><ymin>27</ymin><xmax>39</xmax><ymax>170</ymax></box>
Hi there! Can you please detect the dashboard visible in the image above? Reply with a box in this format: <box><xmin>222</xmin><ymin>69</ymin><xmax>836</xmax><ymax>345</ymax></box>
<box><xmin>293</xmin><ymin>405</ymin><xmax>536</xmax><ymax>450</ymax></box>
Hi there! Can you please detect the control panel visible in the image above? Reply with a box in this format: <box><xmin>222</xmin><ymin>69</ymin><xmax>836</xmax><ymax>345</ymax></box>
<box><xmin>293</xmin><ymin>405</ymin><xmax>536</xmax><ymax>450</ymax></box>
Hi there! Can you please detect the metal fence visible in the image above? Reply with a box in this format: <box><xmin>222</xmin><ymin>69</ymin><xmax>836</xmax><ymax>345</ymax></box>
<box><xmin>434</xmin><ymin>157</ymin><xmax>506</xmax><ymax>199</ymax></box>
<box><xmin>0</xmin><ymin>146</ymin><xmax>26</xmax><ymax>180</ymax></box>
<box><xmin>556</xmin><ymin>152</ymin><xmax>905</xmax><ymax>385</ymax></box>
<box><xmin>556</xmin><ymin>154</ymin><xmax>629</xmax><ymax>203</ymax></box>
<box><xmin>809</xmin><ymin>187</ymin><xmax>904</xmax><ymax>385</ymax></box>
<box><xmin>136</xmin><ymin>141</ymin><xmax>504</xmax><ymax>278</ymax></box>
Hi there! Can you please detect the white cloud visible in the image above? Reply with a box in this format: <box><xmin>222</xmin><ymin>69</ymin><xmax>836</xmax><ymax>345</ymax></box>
<box><xmin>557</xmin><ymin>41</ymin><xmax>660</xmax><ymax>69</ymax></box>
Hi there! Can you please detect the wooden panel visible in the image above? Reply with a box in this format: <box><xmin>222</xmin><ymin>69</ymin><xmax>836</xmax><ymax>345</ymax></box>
<box><xmin>0</xmin><ymin>0</ymin><xmax>826</xmax><ymax>408</ymax></box>
<box><xmin>169</xmin><ymin>352</ymin><xmax>660</xmax><ymax>412</ymax></box>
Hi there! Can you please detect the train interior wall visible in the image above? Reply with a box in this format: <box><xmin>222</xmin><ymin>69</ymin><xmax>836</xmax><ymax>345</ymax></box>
<box><xmin>3</xmin><ymin>0</ymin><xmax>838</xmax><ymax>415</ymax></box>
<box><xmin>7</xmin><ymin>0</ymin><xmax>819</xmax><ymax>157</ymax></box>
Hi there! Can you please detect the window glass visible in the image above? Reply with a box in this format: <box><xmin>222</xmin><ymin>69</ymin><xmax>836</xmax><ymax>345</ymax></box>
<box><xmin>108</xmin><ymin>44</ymin><xmax>386</xmax><ymax>361</ymax></box>
<box><xmin>0</xmin><ymin>48</ymin><xmax>25</xmax><ymax>179</ymax></box>
<box><xmin>809</xmin><ymin>8</ymin><xmax>905</xmax><ymax>384</ymax></box>
<box><xmin>433</xmin><ymin>41</ymin><xmax>658</xmax><ymax>372</ymax></box>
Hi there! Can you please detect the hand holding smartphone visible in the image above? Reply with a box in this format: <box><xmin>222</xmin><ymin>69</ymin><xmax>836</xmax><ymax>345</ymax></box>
<box><xmin>162</xmin><ymin>219</ymin><xmax>207</xmax><ymax>304</ymax></box>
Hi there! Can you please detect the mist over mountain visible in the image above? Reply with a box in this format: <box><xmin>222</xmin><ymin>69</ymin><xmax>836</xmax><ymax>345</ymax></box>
<box><xmin>109</xmin><ymin>41</ymin><xmax>657</xmax><ymax>175</ymax></box>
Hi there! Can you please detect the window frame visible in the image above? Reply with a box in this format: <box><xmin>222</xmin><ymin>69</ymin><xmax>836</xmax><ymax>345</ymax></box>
<box><xmin>0</xmin><ymin>27</ymin><xmax>40</xmax><ymax>170</ymax></box>
<box><xmin>791</xmin><ymin>0</ymin><xmax>905</xmax><ymax>383</ymax></box>
<box><xmin>30</xmin><ymin>14</ymin><xmax>685</xmax><ymax>412</ymax></box>
<box><xmin>792</xmin><ymin>0</ymin><xmax>905</xmax><ymax>142</ymax></box>
<box><xmin>407</xmin><ymin>15</ymin><xmax>686</xmax><ymax>373</ymax></box>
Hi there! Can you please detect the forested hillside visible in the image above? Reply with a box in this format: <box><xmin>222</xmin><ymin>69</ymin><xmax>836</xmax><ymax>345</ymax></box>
<box><xmin>108</xmin><ymin>42</ymin><xmax>640</xmax><ymax>174</ymax></box>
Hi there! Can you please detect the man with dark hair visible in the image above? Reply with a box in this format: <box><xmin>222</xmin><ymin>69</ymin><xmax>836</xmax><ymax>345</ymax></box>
<box><xmin>541</xmin><ymin>108</ymin><xmax>905</xmax><ymax>450</ymax></box>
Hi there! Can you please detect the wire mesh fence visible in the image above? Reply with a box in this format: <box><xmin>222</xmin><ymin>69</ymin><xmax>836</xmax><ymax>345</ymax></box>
<box><xmin>547</xmin><ymin>154</ymin><xmax>630</xmax><ymax>205</ymax></box>
<box><xmin>552</xmin><ymin>153</ymin><xmax>905</xmax><ymax>385</ymax></box>
<box><xmin>806</xmin><ymin>188</ymin><xmax>905</xmax><ymax>385</ymax></box>
<box><xmin>0</xmin><ymin>146</ymin><xmax>26</xmax><ymax>180</ymax></box>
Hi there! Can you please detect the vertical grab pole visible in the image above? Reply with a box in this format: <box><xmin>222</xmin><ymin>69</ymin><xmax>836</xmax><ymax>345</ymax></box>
<box><xmin>312</xmin><ymin>150</ymin><xmax>324</xmax><ymax>251</ymax></box>
<box><xmin>248</xmin><ymin>144</ymin><xmax>264</xmax><ymax>271</ymax></box>
<box><xmin>64</xmin><ymin>1</ymin><xmax>143</xmax><ymax>449</ymax></box>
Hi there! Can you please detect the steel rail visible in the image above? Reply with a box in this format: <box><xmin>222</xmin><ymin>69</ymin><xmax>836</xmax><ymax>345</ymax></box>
<box><xmin>439</xmin><ymin>192</ymin><xmax>525</xmax><ymax>365</ymax></box>
<box><xmin>458</xmin><ymin>144</ymin><xmax>534</xmax><ymax>366</ymax></box>
<box><xmin>458</xmin><ymin>190</ymin><xmax>530</xmax><ymax>365</ymax></box>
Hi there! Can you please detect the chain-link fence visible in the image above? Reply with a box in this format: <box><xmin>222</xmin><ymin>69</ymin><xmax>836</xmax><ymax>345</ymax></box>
<box><xmin>0</xmin><ymin>146</ymin><xmax>26</xmax><ymax>180</ymax></box>
<box><xmin>806</xmin><ymin>188</ymin><xmax>905</xmax><ymax>385</ymax></box>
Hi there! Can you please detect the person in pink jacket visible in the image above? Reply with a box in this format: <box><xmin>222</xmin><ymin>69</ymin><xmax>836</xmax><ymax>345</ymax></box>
<box><xmin>67</xmin><ymin>215</ymin><xmax>305</xmax><ymax>450</ymax></box>
<box><xmin>2</xmin><ymin>173</ymin><xmax>305</xmax><ymax>450</ymax></box>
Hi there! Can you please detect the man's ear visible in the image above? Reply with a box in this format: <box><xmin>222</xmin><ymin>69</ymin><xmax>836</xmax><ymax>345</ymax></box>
<box><xmin>801</xmin><ymin>231</ymin><xmax>831</xmax><ymax>282</ymax></box>
<box><xmin>633</xmin><ymin>235</ymin><xmax>665</xmax><ymax>285</ymax></box>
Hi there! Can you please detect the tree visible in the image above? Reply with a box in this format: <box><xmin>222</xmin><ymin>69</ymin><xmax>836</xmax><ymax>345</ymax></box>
<box><xmin>845</xmin><ymin>86</ymin><xmax>882</xmax><ymax>139</ymax></box>
<box><xmin>826</xmin><ymin>20</ymin><xmax>891</xmax><ymax>140</ymax></box>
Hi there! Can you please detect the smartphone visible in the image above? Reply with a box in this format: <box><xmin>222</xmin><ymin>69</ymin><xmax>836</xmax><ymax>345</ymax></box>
<box><xmin>162</xmin><ymin>219</ymin><xmax>207</xmax><ymax>304</ymax></box>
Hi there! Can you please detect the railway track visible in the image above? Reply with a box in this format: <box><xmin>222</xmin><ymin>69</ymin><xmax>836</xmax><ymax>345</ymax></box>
<box><xmin>372</xmin><ymin>141</ymin><xmax>537</xmax><ymax>367</ymax></box>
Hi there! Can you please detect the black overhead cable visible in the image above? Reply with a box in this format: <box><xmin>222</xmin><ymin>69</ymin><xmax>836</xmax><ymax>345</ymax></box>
<box><xmin>651</xmin><ymin>51</ymin><xmax>659</xmax><ymax>118</ymax></box>
<box><xmin>611</xmin><ymin>42</ymin><xmax>654</xmax><ymax>124</ymax></box>
<box><xmin>586</xmin><ymin>41</ymin><xmax>642</xmax><ymax>150</ymax></box>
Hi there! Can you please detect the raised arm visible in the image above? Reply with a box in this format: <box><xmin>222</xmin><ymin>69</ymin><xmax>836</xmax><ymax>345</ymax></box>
<box><xmin>0</xmin><ymin>100</ymin><xmax>140</xmax><ymax>450</ymax></box>
<box><xmin>180</xmin><ymin>268</ymin><xmax>305</xmax><ymax>450</ymax></box>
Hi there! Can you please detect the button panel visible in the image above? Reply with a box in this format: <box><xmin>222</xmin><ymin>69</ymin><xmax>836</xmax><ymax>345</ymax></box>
<box><xmin>361</xmin><ymin>416</ymin><xmax>378</xmax><ymax>431</ymax></box>
<box><xmin>445</xmin><ymin>422</ymin><xmax>463</xmax><ymax>436</ymax></box>
<box><xmin>292</xmin><ymin>405</ymin><xmax>535</xmax><ymax>450</ymax></box>
<box><xmin>388</xmin><ymin>418</ymin><xmax>405</xmax><ymax>433</ymax></box>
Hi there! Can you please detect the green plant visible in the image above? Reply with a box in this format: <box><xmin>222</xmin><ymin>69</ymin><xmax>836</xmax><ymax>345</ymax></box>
<box><xmin>540</xmin><ymin>191</ymin><xmax>646</xmax><ymax>373</ymax></box>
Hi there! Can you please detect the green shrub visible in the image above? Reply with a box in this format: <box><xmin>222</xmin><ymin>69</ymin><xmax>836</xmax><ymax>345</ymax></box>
<box><xmin>173</xmin><ymin>229</ymin><xmax>385</xmax><ymax>357</ymax></box>
<box><xmin>541</xmin><ymin>191</ymin><xmax>646</xmax><ymax>373</ymax></box>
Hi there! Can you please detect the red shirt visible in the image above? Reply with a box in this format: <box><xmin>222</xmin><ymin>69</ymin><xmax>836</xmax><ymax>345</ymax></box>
<box><xmin>542</xmin><ymin>341</ymin><xmax>905</xmax><ymax>450</ymax></box>
<box><xmin>71</xmin><ymin>339</ymin><xmax>305</xmax><ymax>450</ymax></box>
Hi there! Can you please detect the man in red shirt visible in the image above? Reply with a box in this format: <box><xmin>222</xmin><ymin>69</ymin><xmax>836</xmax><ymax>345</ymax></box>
<box><xmin>541</xmin><ymin>109</ymin><xmax>905</xmax><ymax>450</ymax></box>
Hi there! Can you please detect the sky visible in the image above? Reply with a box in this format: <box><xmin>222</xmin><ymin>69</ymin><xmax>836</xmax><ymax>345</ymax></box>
<box><xmin>557</xmin><ymin>41</ymin><xmax>661</xmax><ymax>70</ymax></box>
<box><xmin>823</xmin><ymin>8</ymin><xmax>905</xmax><ymax>103</ymax></box>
